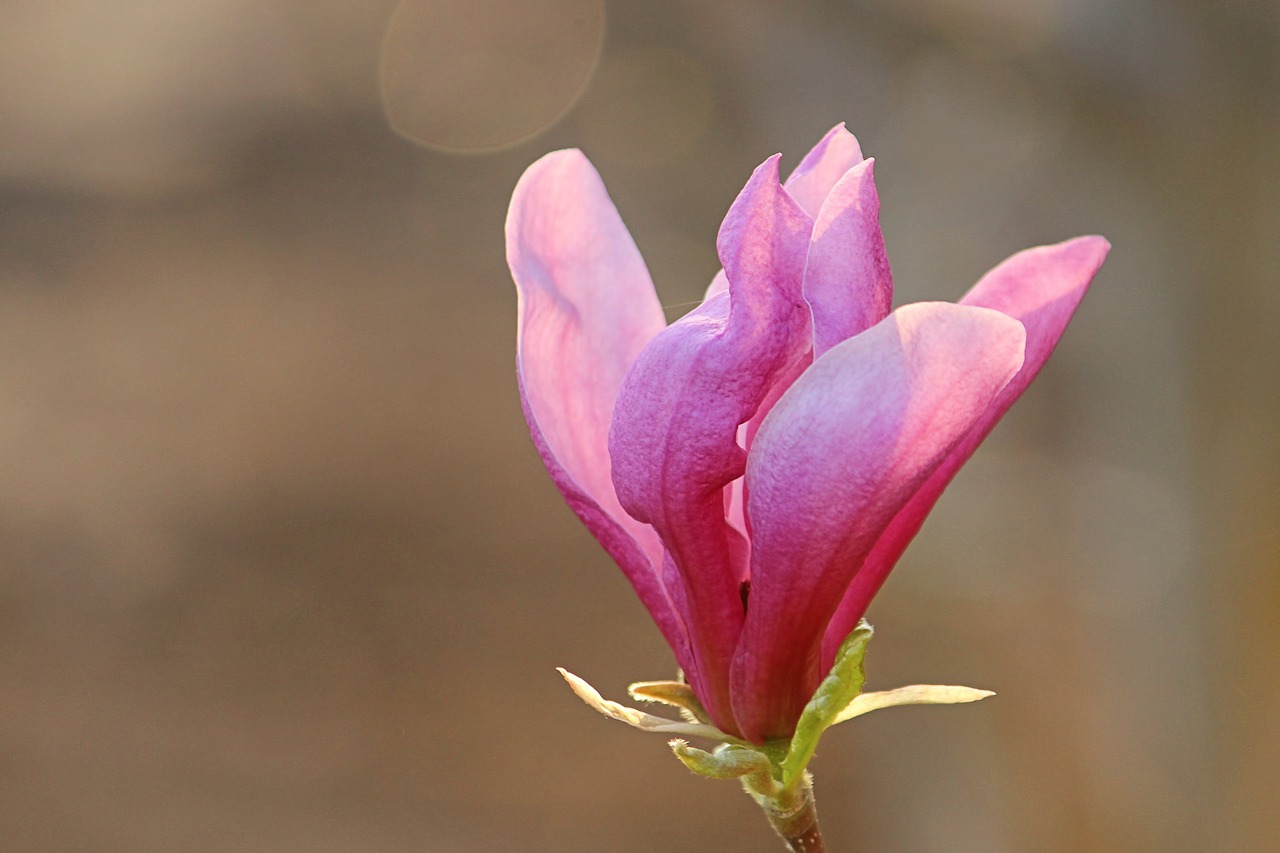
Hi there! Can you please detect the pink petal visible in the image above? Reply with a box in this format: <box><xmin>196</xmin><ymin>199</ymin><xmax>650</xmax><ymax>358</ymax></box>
<box><xmin>506</xmin><ymin>149</ymin><xmax>691</xmax><ymax>670</ymax></box>
<box><xmin>732</xmin><ymin>302</ymin><xmax>1028</xmax><ymax>741</ymax></box>
<box><xmin>804</xmin><ymin>158</ymin><xmax>893</xmax><ymax>358</ymax></box>
<box><xmin>820</xmin><ymin>236</ymin><xmax>1112</xmax><ymax>665</ymax></box>
<box><xmin>704</xmin><ymin>269</ymin><xmax>729</xmax><ymax>302</ymax></box>
<box><xmin>724</xmin><ymin>425</ymin><xmax>749</xmax><ymax>538</ymax></box>
<box><xmin>715</xmin><ymin>148</ymin><xmax>890</xmax><ymax>606</ymax></box>
<box><xmin>736</xmin><ymin>137</ymin><xmax>886</xmax><ymax>452</ymax></box>
<box><xmin>609</xmin><ymin>155</ymin><xmax>814</xmax><ymax>735</ymax></box>
<box><xmin>729</xmin><ymin>145</ymin><xmax>891</xmax><ymax>465</ymax></box>
<box><xmin>702</xmin><ymin>124</ymin><xmax>863</xmax><ymax>304</ymax></box>
<box><xmin>784</xmin><ymin>123</ymin><xmax>865</xmax><ymax>218</ymax></box>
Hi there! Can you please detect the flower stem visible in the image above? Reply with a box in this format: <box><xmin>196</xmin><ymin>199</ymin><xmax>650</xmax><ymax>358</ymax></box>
<box><xmin>754</xmin><ymin>772</ymin><xmax>825</xmax><ymax>852</ymax></box>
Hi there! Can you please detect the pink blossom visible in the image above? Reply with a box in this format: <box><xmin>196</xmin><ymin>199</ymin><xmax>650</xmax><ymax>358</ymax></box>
<box><xmin>507</xmin><ymin>125</ymin><xmax>1109</xmax><ymax>743</ymax></box>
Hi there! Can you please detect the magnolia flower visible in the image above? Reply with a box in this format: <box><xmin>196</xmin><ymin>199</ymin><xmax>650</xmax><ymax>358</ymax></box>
<box><xmin>508</xmin><ymin>125</ymin><xmax>1108</xmax><ymax>745</ymax></box>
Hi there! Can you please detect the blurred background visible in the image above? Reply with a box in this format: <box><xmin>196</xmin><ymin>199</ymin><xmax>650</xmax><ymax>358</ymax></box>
<box><xmin>0</xmin><ymin>1</ymin><xmax>1276</xmax><ymax>850</ymax></box>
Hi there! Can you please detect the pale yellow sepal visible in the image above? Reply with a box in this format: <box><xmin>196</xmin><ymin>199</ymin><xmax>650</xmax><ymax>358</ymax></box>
<box><xmin>831</xmin><ymin>684</ymin><xmax>996</xmax><ymax>725</ymax></box>
<box><xmin>558</xmin><ymin>621</ymin><xmax>994</xmax><ymax>793</ymax></box>
<box><xmin>556</xmin><ymin>667</ymin><xmax>741</xmax><ymax>743</ymax></box>
<box><xmin>628</xmin><ymin>680</ymin><xmax>713</xmax><ymax>724</ymax></box>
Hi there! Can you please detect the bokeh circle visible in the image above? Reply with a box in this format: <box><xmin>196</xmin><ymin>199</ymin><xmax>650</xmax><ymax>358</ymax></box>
<box><xmin>379</xmin><ymin>0</ymin><xmax>606</xmax><ymax>153</ymax></box>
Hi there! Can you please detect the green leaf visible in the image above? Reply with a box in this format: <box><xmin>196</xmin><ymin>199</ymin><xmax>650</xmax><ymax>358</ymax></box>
<box><xmin>778</xmin><ymin>620</ymin><xmax>874</xmax><ymax>789</ymax></box>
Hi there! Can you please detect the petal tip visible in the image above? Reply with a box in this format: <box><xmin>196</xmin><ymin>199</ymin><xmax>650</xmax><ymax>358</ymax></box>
<box><xmin>1058</xmin><ymin>234</ymin><xmax>1112</xmax><ymax>267</ymax></box>
<box><xmin>1085</xmin><ymin>234</ymin><xmax>1112</xmax><ymax>256</ymax></box>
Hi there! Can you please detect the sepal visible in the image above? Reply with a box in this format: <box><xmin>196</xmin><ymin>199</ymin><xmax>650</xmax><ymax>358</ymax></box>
<box><xmin>671</xmin><ymin>740</ymin><xmax>819</xmax><ymax>850</ymax></box>
<box><xmin>629</xmin><ymin>680</ymin><xmax>714</xmax><ymax>724</ymax></box>
<box><xmin>556</xmin><ymin>668</ymin><xmax>739</xmax><ymax>743</ymax></box>
<box><xmin>778</xmin><ymin>620</ymin><xmax>873</xmax><ymax>788</ymax></box>
<box><xmin>557</xmin><ymin>620</ymin><xmax>995</xmax><ymax>792</ymax></box>
<box><xmin>833</xmin><ymin>683</ymin><xmax>995</xmax><ymax>725</ymax></box>
<box><xmin>670</xmin><ymin>741</ymin><xmax>778</xmax><ymax>796</ymax></box>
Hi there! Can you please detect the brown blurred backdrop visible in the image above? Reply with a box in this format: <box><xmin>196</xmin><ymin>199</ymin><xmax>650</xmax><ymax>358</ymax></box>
<box><xmin>1</xmin><ymin>1</ymin><xmax>1276</xmax><ymax>850</ymax></box>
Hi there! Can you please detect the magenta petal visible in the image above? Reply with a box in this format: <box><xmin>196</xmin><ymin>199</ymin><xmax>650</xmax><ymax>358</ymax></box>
<box><xmin>804</xmin><ymin>158</ymin><xmax>893</xmax><ymax>358</ymax></box>
<box><xmin>506</xmin><ymin>149</ymin><xmax>692</xmax><ymax>671</ymax></box>
<box><xmin>784</xmin><ymin>123</ymin><xmax>865</xmax><ymax>218</ymax></box>
<box><xmin>609</xmin><ymin>155</ymin><xmax>814</xmax><ymax>735</ymax></box>
<box><xmin>732</xmin><ymin>302</ymin><xmax>1028</xmax><ymax>741</ymax></box>
<box><xmin>700</xmin><ymin>125</ymin><xmax>863</xmax><ymax>305</ymax></box>
<box><xmin>699</xmin><ymin>125</ymin><xmax>861</xmax><ymax>305</ymax></box>
<box><xmin>733</xmin><ymin>135</ymin><xmax>884</xmax><ymax>454</ymax></box>
<box><xmin>820</xmin><ymin>236</ymin><xmax>1112</xmax><ymax>665</ymax></box>
<box><xmin>704</xmin><ymin>269</ymin><xmax>730</xmax><ymax>302</ymax></box>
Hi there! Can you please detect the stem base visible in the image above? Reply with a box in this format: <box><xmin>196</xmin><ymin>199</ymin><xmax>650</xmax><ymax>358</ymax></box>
<box><xmin>750</xmin><ymin>772</ymin><xmax>825</xmax><ymax>853</ymax></box>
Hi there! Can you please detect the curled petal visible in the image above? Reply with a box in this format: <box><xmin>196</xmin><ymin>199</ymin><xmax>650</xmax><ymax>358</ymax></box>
<box><xmin>507</xmin><ymin>150</ymin><xmax>690</xmax><ymax>672</ymax></box>
<box><xmin>610</xmin><ymin>155</ymin><xmax>814</xmax><ymax>735</ymax></box>
<box><xmin>804</xmin><ymin>158</ymin><xmax>893</xmax><ymax>358</ymax></box>
<box><xmin>732</xmin><ymin>302</ymin><xmax>1027</xmax><ymax>741</ymax></box>
<box><xmin>737</xmin><ymin>143</ymin><xmax>889</xmax><ymax>458</ymax></box>
<box><xmin>821</xmin><ymin>236</ymin><xmax>1111</xmax><ymax>665</ymax></box>
<box><xmin>702</xmin><ymin>123</ymin><xmax>863</xmax><ymax>303</ymax></box>
<box><xmin>784</xmin><ymin>123</ymin><xmax>866</xmax><ymax>218</ymax></box>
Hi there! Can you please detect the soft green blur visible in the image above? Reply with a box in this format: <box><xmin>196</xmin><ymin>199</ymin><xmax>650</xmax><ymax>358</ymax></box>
<box><xmin>0</xmin><ymin>2</ymin><xmax>1275</xmax><ymax>851</ymax></box>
